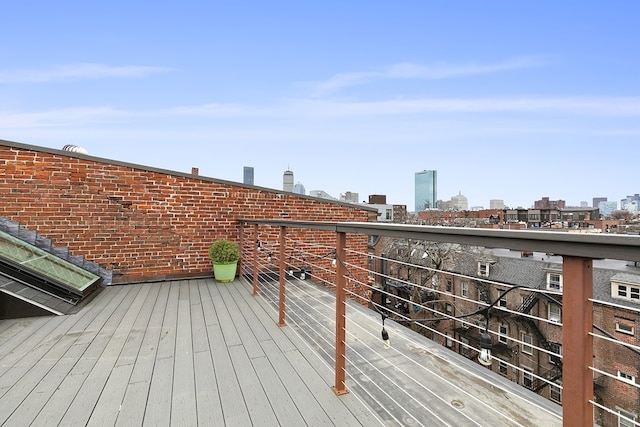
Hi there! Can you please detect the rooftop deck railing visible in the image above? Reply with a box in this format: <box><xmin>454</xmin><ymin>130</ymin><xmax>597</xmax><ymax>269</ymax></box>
<box><xmin>238</xmin><ymin>219</ymin><xmax>640</xmax><ymax>427</ymax></box>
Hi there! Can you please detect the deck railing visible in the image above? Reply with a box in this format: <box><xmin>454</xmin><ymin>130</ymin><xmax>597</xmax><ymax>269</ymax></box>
<box><xmin>238</xmin><ymin>219</ymin><xmax>640</xmax><ymax>427</ymax></box>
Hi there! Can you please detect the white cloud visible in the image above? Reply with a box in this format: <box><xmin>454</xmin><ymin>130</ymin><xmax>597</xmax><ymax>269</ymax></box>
<box><xmin>167</xmin><ymin>103</ymin><xmax>252</xmax><ymax>117</ymax></box>
<box><xmin>0</xmin><ymin>107</ymin><xmax>125</xmax><ymax>128</ymax></box>
<box><xmin>0</xmin><ymin>64</ymin><xmax>171</xmax><ymax>83</ymax></box>
<box><xmin>309</xmin><ymin>56</ymin><xmax>549</xmax><ymax>96</ymax></box>
<box><xmin>2</xmin><ymin>94</ymin><xmax>640</xmax><ymax>134</ymax></box>
<box><xmin>277</xmin><ymin>95</ymin><xmax>640</xmax><ymax>118</ymax></box>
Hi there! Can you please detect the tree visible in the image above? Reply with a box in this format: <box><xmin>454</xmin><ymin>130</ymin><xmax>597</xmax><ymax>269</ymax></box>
<box><xmin>376</xmin><ymin>237</ymin><xmax>493</xmax><ymax>334</ymax></box>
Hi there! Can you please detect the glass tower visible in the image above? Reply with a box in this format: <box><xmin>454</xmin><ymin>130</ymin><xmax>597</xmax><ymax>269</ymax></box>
<box><xmin>243</xmin><ymin>166</ymin><xmax>254</xmax><ymax>185</ymax></box>
<box><xmin>415</xmin><ymin>170</ymin><xmax>437</xmax><ymax>211</ymax></box>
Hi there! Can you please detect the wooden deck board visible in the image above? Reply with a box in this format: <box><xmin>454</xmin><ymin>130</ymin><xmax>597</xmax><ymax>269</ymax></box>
<box><xmin>284</xmin><ymin>348</ymin><xmax>380</xmax><ymax>426</ymax></box>
<box><xmin>87</xmin><ymin>283</ymin><xmax>156</xmax><ymax>426</ymax></box>
<box><xmin>0</xmin><ymin>317</ymin><xmax>20</xmax><ymax>336</ymax></box>
<box><xmin>115</xmin><ymin>283</ymin><xmax>160</xmax><ymax>368</ymax></box>
<box><xmin>29</xmin><ymin>285</ymin><xmax>136</xmax><ymax>427</ymax></box>
<box><xmin>261</xmin><ymin>338</ymin><xmax>336</xmax><ymax>426</ymax></box>
<box><xmin>233</xmin><ymin>280</ymin><xmax>298</xmax><ymax>353</ymax></box>
<box><xmin>193</xmin><ymin>350</ymin><xmax>225</xmax><ymax>426</ymax></box>
<box><xmin>0</xmin><ymin>284</ymin><xmax>125</xmax><ymax>424</ymax></box>
<box><xmin>171</xmin><ymin>282</ymin><xmax>197</xmax><ymax>427</ymax></box>
<box><xmin>2</xmin><ymin>278</ymin><xmax>501</xmax><ymax>426</ymax></box>
<box><xmin>188</xmin><ymin>280</ymin><xmax>209</xmax><ymax>354</ymax></box>
<box><xmin>115</xmin><ymin>282</ymin><xmax>170</xmax><ymax>427</ymax></box>
<box><xmin>228</xmin><ymin>345</ymin><xmax>280</xmax><ymax>426</ymax></box>
<box><xmin>208</xmin><ymin>283</ymin><xmax>243</xmax><ymax>347</ymax></box>
<box><xmin>219</xmin><ymin>283</ymin><xmax>265</xmax><ymax>359</ymax></box>
<box><xmin>0</xmin><ymin>315</ymin><xmax>66</xmax><ymax>392</ymax></box>
<box><xmin>230</xmin><ymin>280</ymin><xmax>284</xmax><ymax>344</ymax></box>
<box><xmin>207</xmin><ymin>319</ymin><xmax>253</xmax><ymax>425</ymax></box>
<box><xmin>251</xmin><ymin>352</ymin><xmax>307</xmax><ymax>426</ymax></box>
<box><xmin>57</xmin><ymin>285</ymin><xmax>145</xmax><ymax>426</ymax></box>
<box><xmin>143</xmin><ymin>281</ymin><xmax>179</xmax><ymax>427</ymax></box>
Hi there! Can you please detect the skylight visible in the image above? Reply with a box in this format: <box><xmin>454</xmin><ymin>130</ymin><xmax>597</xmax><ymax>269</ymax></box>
<box><xmin>0</xmin><ymin>230</ymin><xmax>100</xmax><ymax>297</ymax></box>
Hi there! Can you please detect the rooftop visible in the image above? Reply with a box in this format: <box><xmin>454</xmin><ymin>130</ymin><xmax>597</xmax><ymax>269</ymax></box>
<box><xmin>0</xmin><ymin>277</ymin><xmax>562</xmax><ymax>426</ymax></box>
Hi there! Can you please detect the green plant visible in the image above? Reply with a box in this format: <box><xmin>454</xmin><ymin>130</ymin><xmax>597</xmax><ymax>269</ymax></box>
<box><xmin>208</xmin><ymin>239</ymin><xmax>240</xmax><ymax>264</ymax></box>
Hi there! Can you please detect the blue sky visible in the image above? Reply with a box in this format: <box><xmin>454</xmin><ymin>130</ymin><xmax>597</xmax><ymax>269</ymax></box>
<box><xmin>2</xmin><ymin>1</ymin><xmax>639</xmax><ymax>210</ymax></box>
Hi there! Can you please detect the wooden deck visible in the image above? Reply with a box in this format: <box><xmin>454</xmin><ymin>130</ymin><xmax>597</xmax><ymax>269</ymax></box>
<box><xmin>0</xmin><ymin>277</ymin><xmax>563</xmax><ymax>426</ymax></box>
<box><xmin>0</xmin><ymin>278</ymin><xmax>377</xmax><ymax>426</ymax></box>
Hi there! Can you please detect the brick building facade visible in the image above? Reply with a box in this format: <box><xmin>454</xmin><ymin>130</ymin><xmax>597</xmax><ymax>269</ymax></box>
<box><xmin>373</xmin><ymin>238</ymin><xmax>639</xmax><ymax>425</ymax></box>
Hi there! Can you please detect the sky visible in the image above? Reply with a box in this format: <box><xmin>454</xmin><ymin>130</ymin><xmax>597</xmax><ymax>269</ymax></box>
<box><xmin>1</xmin><ymin>1</ymin><xmax>639</xmax><ymax>210</ymax></box>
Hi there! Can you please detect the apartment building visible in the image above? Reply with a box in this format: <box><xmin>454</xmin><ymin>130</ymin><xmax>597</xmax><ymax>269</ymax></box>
<box><xmin>376</xmin><ymin>244</ymin><xmax>639</xmax><ymax>426</ymax></box>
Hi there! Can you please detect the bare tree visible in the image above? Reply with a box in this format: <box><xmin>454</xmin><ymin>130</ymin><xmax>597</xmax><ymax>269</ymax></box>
<box><xmin>377</xmin><ymin>237</ymin><xmax>494</xmax><ymax>333</ymax></box>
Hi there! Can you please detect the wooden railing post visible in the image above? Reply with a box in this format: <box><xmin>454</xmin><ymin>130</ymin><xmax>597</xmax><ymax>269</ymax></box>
<box><xmin>562</xmin><ymin>256</ymin><xmax>593</xmax><ymax>427</ymax></box>
<box><xmin>278</xmin><ymin>226</ymin><xmax>286</xmax><ymax>327</ymax></box>
<box><xmin>333</xmin><ymin>231</ymin><xmax>348</xmax><ymax>395</ymax></box>
<box><xmin>252</xmin><ymin>224</ymin><xmax>258</xmax><ymax>296</ymax></box>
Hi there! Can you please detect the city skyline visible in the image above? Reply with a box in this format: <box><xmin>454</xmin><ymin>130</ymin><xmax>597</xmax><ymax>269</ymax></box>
<box><xmin>2</xmin><ymin>2</ymin><xmax>639</xmax><ymax>208</ymax></box>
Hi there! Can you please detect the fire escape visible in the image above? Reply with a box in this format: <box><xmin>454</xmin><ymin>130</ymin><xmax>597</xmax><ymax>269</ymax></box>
<box><xmin>515</xmin><ymin>292</ymin><xmax>562</xmax><ymax>392</ymax></box>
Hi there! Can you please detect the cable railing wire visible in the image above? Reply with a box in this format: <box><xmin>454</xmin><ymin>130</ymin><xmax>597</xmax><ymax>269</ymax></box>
<box><xmin>258</xmin><ymin>268</ymin><xmax>558</xmax><ymax>426</ymax></box>
<box><xmin>258</xmin><ymin>249</ymin><xmax>564</xmax><ymax>426</ymax></box>
<box><xmin>259</xmin><ymin>276</ymin><xmax>476</xmax><ymax>426</ymax></box>
<box><xmin>241</xmin><ymin>226</ymin><xmax>637</xmax><ymax>425</ymax></box>
<box><xmin>245</xmin><ymin>279</ymin><xmax>389</xmax><ymax>426</ymax></box>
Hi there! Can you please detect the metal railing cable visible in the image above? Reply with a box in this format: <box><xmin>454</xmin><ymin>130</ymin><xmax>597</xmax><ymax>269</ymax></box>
<box><xmin>240</xmin><ymin>223</ymin><xmax>640</xmax><ymax>426</ymax></box>
<box><xmin>252</xmin><ymin>247</ymin><xmax>564</xmax><ymax>424</ymax></box>
<box><xmin>252</xmin><ymin>276</ymin><xmax>476</xmax><ymax>426</ymax></box>
<box><xmin>251</xmin><ymin>272</ymin><xmax>559</xmax><ymax>426</ymax></box>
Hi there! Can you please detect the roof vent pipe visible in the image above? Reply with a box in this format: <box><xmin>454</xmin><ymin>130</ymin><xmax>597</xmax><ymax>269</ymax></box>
<box><xmin>61</xmin><ymin>145</ymin><xmax>89</xmax><ymax>155</ymax></box>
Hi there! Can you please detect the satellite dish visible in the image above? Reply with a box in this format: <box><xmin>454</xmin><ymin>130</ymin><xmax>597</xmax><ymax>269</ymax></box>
<box><xmin>62</xmin><ymin>144</ymin><xmax>88</xmax><ymax>155</ymax></box>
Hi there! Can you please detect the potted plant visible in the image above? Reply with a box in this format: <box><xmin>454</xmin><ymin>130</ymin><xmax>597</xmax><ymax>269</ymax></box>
<box><xmin>208</xmin><ymin>239</ymin><xmax>240</xmax><ymax>283</ymax></box>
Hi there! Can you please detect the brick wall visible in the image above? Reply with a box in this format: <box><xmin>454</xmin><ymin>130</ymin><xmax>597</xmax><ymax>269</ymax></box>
<box><xmin>0</xmin><ymin>141</ymin><xmax>374</xmax><ymax>284</ymax></box>
<box><xmin>592</xmin><ymin>304</ymin><xmax>640</xmax><ymax>425</ymax></box>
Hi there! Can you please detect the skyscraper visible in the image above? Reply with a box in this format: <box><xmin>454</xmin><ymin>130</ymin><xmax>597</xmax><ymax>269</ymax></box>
<box><xmin>415</xmin><ymin>170</ymin><xmax>437</xmax><ymax>211</ymax></box>
<box><xmin>283</xmin><ymin>169</ymin><xmax>294</xmax><ymax>192</ymax></box>
<box><xmin>293</xmin><ymin>182</ymin><xmax>306</xmax><ymax>195</ymax></box>
<box><xmin>593</xmin><ymin>197</ymin><xmax>607</xmax><ymax>208</ymax></box>
<box><xmin>243</xmin><ymin>166</ymin><xmax>254</xmax><ymax>185</ymax></box>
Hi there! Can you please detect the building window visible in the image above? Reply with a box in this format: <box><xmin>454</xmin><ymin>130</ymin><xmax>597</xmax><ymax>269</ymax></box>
<box><xmin>547</xmin><ymin>272</ymin><xmax>562</xmax><ymax>290</ymax></box>
<box><xmin>548</xmin><ymin>303</ymin><xmax>562</xmax><ymax>323</ymax></box>
<box><xmin>550</xmin><ymin>381</ymin><xmax>562</xmax><ymax>403</ymax></box>
<box><xmin>618</xmin><ymin>285</ymin><xmax>627</xmax><ymax>298</ymax></box>
<box><xmin>549</xmin><ymin>343</ymin><xmax>562</xmax><ymax>365</ymax></box>
<box><xmin>614</xmin><ymin>284</ymin><xmax>640</xmax><ymax>301</ymax></box>
<box><xmin>445</xmin><ymin>303</ymin><xmax>453</xmax><ymax>316</ymax></box>
<box><xmin>478</xmin><ymin>262</ymin><xmax>489</xmax><ymax>277</ymax></box>
<box><xmin>385</xmin><ymin>209</ymin><xmax>392</xmax><ymax>220</ymax></box>
<box><xmin>499</xmin><ymin>324</ymin><xmax>508</xmax><ymax>344</ymax></box>
<box><xmin>523</xmin><ymin>367</ymin><xmax>534</xmax><ymax>388</ymax></box>
<box><xmin>522</xmin><ymin>333</ymin><xmax>533</xmax><ymax>355</ymax></box>
<box><xmin>461</xmin><ymin>282</ymin><xmax>469</xmax><ymax>298</ymax></box>
<box><xmin>446</xmin><ymin>279</ymin><xmax>452</xmax><ymax>293</ymax></box>
<box><xmin>618</xmin><ymin>371</ymin><xmax>636</xmax><ymax>384</ymax></box>
<box><xmin>619</xmin><ymin>409</ymin><xmax>636</xmax><ymax>427</ymax></box>
<box><xmin>616</xmin><ymin>322</ymin><xmax>635</xmax><ymax>336</ymax></box>
<box><xmin>499</xmin><ymin>360</ymin><xmax>508</xmax><ymax>376</ymax></box>
<box><xmin>445</xmin><ymin>333</ymin><xmax>452</xmax><ymax>348</ymax></box>
<box><xmin>498</xmin><ymin>289</ymin><xmax>507</xmax><ymax>307</ymax></box>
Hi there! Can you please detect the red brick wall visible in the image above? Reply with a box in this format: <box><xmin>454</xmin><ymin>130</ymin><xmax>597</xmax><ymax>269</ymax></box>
<box><xmin>0</xmin><ymin>142</ymin><xmax>373</xmax><ymax>284</ymax></box>
<box><xmin>592</xmin><ymin>304</ymin><xmax>640</xmax><ymax>425</ymax></box>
